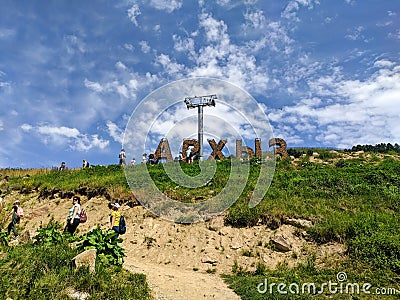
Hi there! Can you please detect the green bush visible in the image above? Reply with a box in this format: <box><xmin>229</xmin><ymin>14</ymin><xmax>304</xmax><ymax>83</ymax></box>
<box><xmin>77</xmin><ymin>227</ymin><xmax>126</xmax><ymax>266</ymax></box>
<box><xmin>34</xmin><ymin>219</ymin><xmax>65</xmax><ymax>246</ymax></box>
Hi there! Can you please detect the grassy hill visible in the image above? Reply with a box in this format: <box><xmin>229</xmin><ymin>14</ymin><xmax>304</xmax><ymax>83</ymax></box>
<box><xmin>1</xmin><ymin>149</ymin><xmax>400</xmax><ymax>299</ymax></box>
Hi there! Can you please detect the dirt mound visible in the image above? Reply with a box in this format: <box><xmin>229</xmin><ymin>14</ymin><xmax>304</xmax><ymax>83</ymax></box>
<box><xmin>1</xmin><ymin>191</ymin><xmax>345</xmax><ymax>299</ymax></box>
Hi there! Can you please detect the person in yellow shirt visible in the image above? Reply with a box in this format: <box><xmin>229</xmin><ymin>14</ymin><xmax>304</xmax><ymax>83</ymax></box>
<box><xmin>109</xmin><ymin>203</ymin><xmax>121</xmax><ymax>240</ymax></box>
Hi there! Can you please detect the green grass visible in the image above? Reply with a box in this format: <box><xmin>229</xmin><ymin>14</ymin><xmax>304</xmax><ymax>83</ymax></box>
<box><xmin>0</xmin><ymin>241</ymin><xmax>151</xmax><ymax>300</ymax></box>
<box><xmin>223</xmin><ymin>259</ymin><xmax>400</xmax><ymax>299</ymax></box>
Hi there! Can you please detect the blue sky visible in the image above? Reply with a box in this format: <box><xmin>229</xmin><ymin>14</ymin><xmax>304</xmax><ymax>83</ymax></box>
<box><xmin>0</xmin><ymin>0</ymin><xmax>399</xmax><ymax>168</ymax></box>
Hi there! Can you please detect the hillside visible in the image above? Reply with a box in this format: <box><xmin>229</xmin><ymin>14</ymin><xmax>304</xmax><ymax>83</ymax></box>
<box><xmin>1</xmin><ymin>149</ymin><xmax>400</xmax><ymax>299</ymax></box>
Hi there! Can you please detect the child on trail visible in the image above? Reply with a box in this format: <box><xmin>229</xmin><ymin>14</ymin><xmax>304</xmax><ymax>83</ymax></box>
<box><xmin>64</xmin><ymin>196</ymin><xmax>81</xmax><ymax>234</ymax></box>
<box><xmin>109</xmin><ymin>203</ymin><xmax>121</xmax><ymax>240</ymax></box>
<box><xmin>7</xmin><ymin>200</ymin><xmax>23</xmax><ymax>239</ymax></box>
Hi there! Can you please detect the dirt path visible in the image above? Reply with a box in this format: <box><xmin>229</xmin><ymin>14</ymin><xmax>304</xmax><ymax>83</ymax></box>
<box><xmin>124</xmin><ymin>259</ymin><xmax>240</xmax><ymax>300</ymax></box>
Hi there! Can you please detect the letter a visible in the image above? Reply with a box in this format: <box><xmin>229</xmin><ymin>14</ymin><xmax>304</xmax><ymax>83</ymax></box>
<box><xmin>154</xmin><ymin>138</ymin><xmax>173</xmax><ymax>162</ymax></box>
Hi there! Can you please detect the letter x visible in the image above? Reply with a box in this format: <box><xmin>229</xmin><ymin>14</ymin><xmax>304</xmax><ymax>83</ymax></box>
<box><xmin>208</xmin><ymin>139</ymin><xmax>227</xmax><ymax>160</ymax></box>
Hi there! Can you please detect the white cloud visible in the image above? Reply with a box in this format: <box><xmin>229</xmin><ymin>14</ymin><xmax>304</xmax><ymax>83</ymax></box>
<box><xmin>0</xmin><ymin>119</ymin><xmax>3</xmax><ymax>131</ymax></box>
<box><xmin>21</xmin><ymin>124</ymin><xmax>109</xmax><ymax>151</ymax></box>
<box><xmin>243</xmin><ymin>10</ymin><xmax>266</xmax><ymax>30</ymax></box>
<box><xmin>267</xmin><ymin>64</ymin><xmax>400</xmax><ymax>148</ymax></box>
<box><xmin>154</xmin><ymin>24</ymin><xmax>161</xmax><ymax>32</ymax></box>
<box><xmin>0</xmin><ymin>28</ymin><xmax>15</xmax><ymax>39</ymax></box>
<box><xmin>73</xmin><ymin>134</ymin><xmax>109</xmax><ymax>151</ymax></box>
<box><xmin>216</xmin><ymin>0</ymin><xmax>230</xmax><ymax>6</ymax></box>
<box><xmin>281</xmin><ymin>0</ymin><xmax>319</xmax><ymax>21</ymax></box>
<box><xmin>173</xmin><ymin>35</ymin><xmax>195</xmax><ymax>53</ymax></box>
<box><xmin>106</xmin><ymin>121</ymin><xmax>124</xmax><ymax>144</ymax></box>
<box><xmin>265</xmin><ymin>21</ymin><xmax>294</xmax><ymax>54</ymax></box>
<box><xmin>139</xmin><ymin>40</ymin><xmax>151</xmax><ymax>53</ymax></box>
<box><xmin>149</xmin><ymin>0</ymin><xmax>182</xmax><ymax>13</ymax></box>
<box><xmin>84</xmin><ymin>77</ymin><xmax>131</xmax><ymax>98</ymax></box>
<box><xmin>115</xmin><ymin>83</ymin><xmax>129</xmax><ymax>98</ymax></box>
<box><xmin>64</xmin><ymin>35</ymin><xmax>86</xmax><ymax>54</ymax></box>
<box><xmin>199</xmin><ymin>12</ymin><xmax>229</xmax><ymax>43</ymax></box>
<box><xmin>155</xmin><ymin>54</ymin><xmax>185</xmax><ymax>75</ymax></box>
<box><xmin>84</xmin><ymin>78</ymin><xmax>104</xmax><ymax>93</ymax></box>
<box><xmin>20</xmin><ymin>124</ymin><xmax>32</xmax><ymax>131</ymax></box>
<box><xmin>37</xmin><ymin>126</ymin><xmax>80</xmax><ymax>138</ymax></box>
<box><xmin>116</xmin><ymin>61</ymin><xmax>127</xmax><ymax>70</ymax></box>
<box><xmin>124</xmin><ymin>43</ymin><xmax>134</xmax><ymax>51</ymax></box>
<box><xmin>127</xmin><ymin>4</ymin><xmax>141</xmax><ymax>27</ymax></box>
<box><xmin>345</xmin><ymin>26</ymin><xmax>365</xmax><ymax>41</ymax></box>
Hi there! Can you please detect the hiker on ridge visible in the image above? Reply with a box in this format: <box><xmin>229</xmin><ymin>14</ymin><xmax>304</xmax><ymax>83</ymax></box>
<box><xmin>59</xmin><ymin>162</ymin><xmax>68</xmax><ymax>171</ymax></box>
<box><xmin>119</xmin><ymin>149</ymin><xmax>126</xmax><ymax>165</ymax></box>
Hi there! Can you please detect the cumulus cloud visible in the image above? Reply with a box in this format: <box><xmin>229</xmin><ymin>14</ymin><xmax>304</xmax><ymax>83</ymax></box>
<box><xmin>155</xmin><ymin>54</ymin><xmax>185</xmax><ymax>75</ymax></box>
<box><xmin>127</xmin><ymin>4</ymin><xmax>141</xmax><ymax>27</ymax></box>
<box><xmin>149</xmin><ymin>0</ymin><xmax>182</xmax><ymax>13</ymax></box>
<box><xmin>21</xmin><ymin>124</ymin><xmax>109</xmax><ymax>151</ymax></box>
<box><xmin>173</xmin><ymin>35</ymin><xmax>195</xmax><ymax>53</ymax></box>
<box><xmin>267</xmin><ymin>63</ymin><xmax>400</xmax><ymax>148</ymax></box>
<box><xmin>182</xmin><ymin>13</ymin><xmax>270</xmax><ymax>92</ymax></box>
<box><xmin>345</xmin><ymin>26</ymin><xmax>366</xmax><ymax>41</ymax></box>
<box><xmin>84</xmin><ymin>78</ymin><xmax>104</xmax><ymax>93</ymax></box>
<box><xmin>281</xmin><ymin>0</ymin><xmax>319</xmax><ymax>21</ymax></box>
<box><xmin>139</xmin><ymin>40</ymin><xmax>151</xmax><ymax>53</ymax></box>
<box><xmin>84</xmin><ymin>77</ymin><xmax>131</xmax><ymax>98</ymax></box>
<box><xmin>243</xmin><ymin>10</ymin><xmax>266</xmax><ymax>30</ymax></box>
<box><xmin>106</xmin><ymin>121</ymin><xmax>124</xmax><ymax>144</ymax></box>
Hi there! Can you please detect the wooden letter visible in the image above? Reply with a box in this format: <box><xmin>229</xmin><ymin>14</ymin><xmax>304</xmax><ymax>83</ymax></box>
<box><xmin>269</xmin><ymin>138</ymin><xmax>288</xmax><ymax>158</ymax></box>
<box><xmin>154</xmin><ymin>138</ymin><xmax>173</xmax><ymax>162</ymax></box>
<box><xmin>208</xmin><ymin>139</ymin><xmax>227</xmax><ymax>160</ymax></box>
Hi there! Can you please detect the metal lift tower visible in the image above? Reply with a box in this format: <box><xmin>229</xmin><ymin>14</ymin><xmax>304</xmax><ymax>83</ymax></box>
<box><xmin>184</xmin><ymin>94</ymin><xmax>217</xmax><ymax>160</ymax></box>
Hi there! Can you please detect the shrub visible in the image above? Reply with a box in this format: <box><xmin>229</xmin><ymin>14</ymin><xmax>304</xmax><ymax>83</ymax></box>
<box><xmin>76</xmin><ymin>227</ymin><xmax>126</xmax><ymax>266</ymax></box>
<box><xmin>34</xmin><ymin>219</ymin><xmax>65</xmax><ymax>246</ymax></box>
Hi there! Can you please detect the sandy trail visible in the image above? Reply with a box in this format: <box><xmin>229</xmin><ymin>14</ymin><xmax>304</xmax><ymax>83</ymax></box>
<box><xmin>124</xmin><ymin>259</ymin><xmax>240</xmax><ymax>300</ymax></box>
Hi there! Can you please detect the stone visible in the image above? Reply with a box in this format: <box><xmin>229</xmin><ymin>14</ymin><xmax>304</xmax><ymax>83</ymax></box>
<box><xmin>271</xmin><ymin>235</ymin><xmax>291</xmax><ymax>252</ymax></box>
<box><xmin>230</xmin><ymin>242</ymin><xmax>241</xmax><ymax>250</ymax></box>
<box><xmin>208</xmin><ymin>216</ymin><xmax>225</xmax><ymax>232</ymax></box>
<box><xmin>201</xmin><ymin>255</ymin><xmax>218</xmax><ymax>264</ymax></box>
<box><xmin>73</xmin><ymin>249</ymin><xmax>97</xmax><ymax>274</ymax></box>
<box><xmin>65</xmin><ymin>287</ymin><xmax>90</xmax><ymax>300</ymax></box>
<box><xmin>284</xmin><ymin>217</ymin><xmax>313</xmax><ymax>228</ymax></box>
